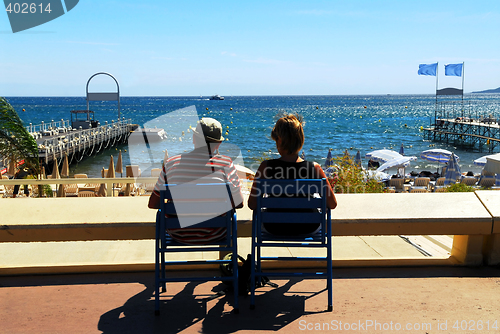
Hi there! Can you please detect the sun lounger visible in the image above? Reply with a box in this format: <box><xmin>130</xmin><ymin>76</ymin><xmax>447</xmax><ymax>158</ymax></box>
<box><xmin>387</xmin><ymin>178</ymin><xmax>406</xmax><ymax>193</ymax></box>
<box><xmin>461</xmin><ymin>177</ymin><xmax>477</xmax><ymax>187</ymax></box>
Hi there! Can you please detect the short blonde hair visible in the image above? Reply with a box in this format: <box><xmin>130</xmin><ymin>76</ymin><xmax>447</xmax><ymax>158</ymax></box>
<box><xmin>271</xmin><ymin>113</ymin><xmax>304</xmax><ymax>155</ymax></box>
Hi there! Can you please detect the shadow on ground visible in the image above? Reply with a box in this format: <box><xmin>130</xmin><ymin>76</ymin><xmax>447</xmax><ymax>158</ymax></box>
<box><xmin>97</xmin><ymin>277</ymin><xmax>329</xmax><ymax>334</ymax></box>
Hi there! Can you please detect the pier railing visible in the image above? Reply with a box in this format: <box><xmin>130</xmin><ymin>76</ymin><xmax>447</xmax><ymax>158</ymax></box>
<box><xmin>34</xmin><ymin>118</ymin><xmax>133</xmax><ymax>164</ymax></box>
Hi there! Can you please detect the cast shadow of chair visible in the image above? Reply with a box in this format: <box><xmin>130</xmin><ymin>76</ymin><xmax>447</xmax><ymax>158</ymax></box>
<box><xmin>98</xmin><ymin>278</ymin><xmax>327</xmax><ymax>334</ymax></box>
<box><xmin>98</xmin><ymin>281</ymin><xmax>211</xmax><ymax>334</ymax></box>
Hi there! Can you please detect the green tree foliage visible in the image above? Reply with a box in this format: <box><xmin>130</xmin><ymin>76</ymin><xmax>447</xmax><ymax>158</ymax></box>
<box><xmin>327</xmin><ymin>151</ymin><xmax>386</xmax><ymax>193</ymax></box>
<box><xmin>445</xmin><ymin>183</ymin><xmax>476</xmax><ymax>192</ymax></box>
<box><xmin>0</xmin><ymin>97</ymin><xmax>39</xmax><ymax>173</ymax></box>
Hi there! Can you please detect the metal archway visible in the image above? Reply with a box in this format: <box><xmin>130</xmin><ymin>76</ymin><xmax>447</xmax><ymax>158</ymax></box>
<box><xmin>86</xmin><ymin>72</ymin><xmax>121</xmax><ymax>120</ymax></box>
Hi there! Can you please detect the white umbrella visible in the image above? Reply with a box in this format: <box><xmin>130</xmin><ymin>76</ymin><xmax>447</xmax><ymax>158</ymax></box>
<box><xmin>474</xmin><ymin>154</ymin><xmax>497</xmax><ymax>167</ymax></box>
<box><xmin>365</xmin><ymin>149</ymin><xmax>402</xmax><ymax>164</ymax></box>
<box><xmin>377</xmin><ymin>156</ymin><xmax>417</xmax><ymax>172</ymax></box>
<box><xmin>483</xmin><ymin>153</ymin><xmax>500</xmax><ymax>175</ymax></box>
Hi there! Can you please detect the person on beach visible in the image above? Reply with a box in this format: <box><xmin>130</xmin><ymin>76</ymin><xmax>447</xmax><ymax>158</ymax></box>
<box><xmin>248</xmin><ymin>113</ymin><xmax>337</xmax><ymax>236</ymax></box>
<box><xmin>148</xmin><ymin>117</ymin><xmax>244</xmax><ymax>244</ymax></box>
<box><xmin>12</xmin><ymin>167</ymin><xmax>31</xmax><ymax>198</ymax></box>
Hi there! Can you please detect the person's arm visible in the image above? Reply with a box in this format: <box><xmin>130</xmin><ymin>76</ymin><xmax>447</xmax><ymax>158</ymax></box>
<box><xmin>247</xmin><ymin>161</ymin><xmax>268</xmax><ymax>210</ymax></box>
<box><xmin>148</xmin><ymin>165</ymin><xmax>167</xmax><ymax>209</ymax></box>
<box><xmin>148</xmin><ymin>191</ymin><xmax>161</xmax><ymax>209</ymax></box>
<box><xmin>314</xmin><ymin>163</ymin><xmax>337</xmax><ymax>210</ymax></box>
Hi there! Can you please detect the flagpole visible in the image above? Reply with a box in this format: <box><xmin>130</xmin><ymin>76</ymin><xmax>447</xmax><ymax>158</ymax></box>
<box><xmin>435</xmin><ymin>62</ymin><xmax>439</xmax><ymax>106</ymax></box>
<box><xmin>461</xmin><ymin>62</ymin><xmax>465</xmax><ymax>101</ymax></box>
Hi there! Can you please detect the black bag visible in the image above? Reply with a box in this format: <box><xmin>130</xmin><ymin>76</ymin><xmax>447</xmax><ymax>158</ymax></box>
<box><xmin>220</xmin><ymin>253</ymin><xmax>277</xmax><ymax>296</ymax></box>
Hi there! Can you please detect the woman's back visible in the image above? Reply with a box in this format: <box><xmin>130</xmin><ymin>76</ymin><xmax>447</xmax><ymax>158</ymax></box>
<box><xmin>262</xmin><ymin>159</ymin><xmax>321</xmax><ymax>236</ymax></box>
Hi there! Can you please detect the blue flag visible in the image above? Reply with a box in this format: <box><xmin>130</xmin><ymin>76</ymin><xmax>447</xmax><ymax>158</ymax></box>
<box><xmin>445</xmin><ymin>63</ymin><xmax>463</xmax><ymax>76</ymax></box>
<box><xmin>418</xmin><ymin>63</ymin><xmax>438</xmax><ymax>76</ymax></box>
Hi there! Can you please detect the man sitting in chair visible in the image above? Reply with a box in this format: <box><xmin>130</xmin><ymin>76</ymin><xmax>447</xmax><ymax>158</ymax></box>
<box><xmin>148</xmin><ymin>117</ymin><xmax>244</xmax><ymax>244</ymax></box>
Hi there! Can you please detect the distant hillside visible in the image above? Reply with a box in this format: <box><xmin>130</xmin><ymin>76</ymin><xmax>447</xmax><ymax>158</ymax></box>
<box><xmin>472</xmin><ymin>87</ymin><xmax>500</xmax><ymax>93</ymax></box>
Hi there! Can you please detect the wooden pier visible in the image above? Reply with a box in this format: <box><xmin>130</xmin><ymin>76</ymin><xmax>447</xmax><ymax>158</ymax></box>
<box><xmin>423</xmin><ymin>99</ymin><xmax>500</xmax><ymax>153</ymax></box>
<box><xmin>32</xmin><ymin>118</ymin><xmax>137</xmax><ymax>168</ymax></box>
<box><xmin>423</xmin><ymin>118</ymin><xmax>500</xmax><ymax>153</ymax></box>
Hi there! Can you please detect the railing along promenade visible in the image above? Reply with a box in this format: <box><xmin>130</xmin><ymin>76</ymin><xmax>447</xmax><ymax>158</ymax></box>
<box><xmin>1</xmin><ymin>178</ymin><xmax>499</xmax><ymax>274</ymax></box>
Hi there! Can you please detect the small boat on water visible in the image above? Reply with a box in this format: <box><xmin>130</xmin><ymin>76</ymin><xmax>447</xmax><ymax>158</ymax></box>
<box><xmin>209</xmin><ymin>95</ymin><xmax>224</xmax><ymax>100</ymax></box>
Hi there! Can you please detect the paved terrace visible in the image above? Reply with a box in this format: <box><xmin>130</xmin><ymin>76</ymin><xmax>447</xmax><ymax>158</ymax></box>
<box><xmin>1</xmin><ymin>267</ymin><xmax>499</xmax><ymax>334</ymax></box>
<box><xmin>1</xmin><ymin>189</ymin><xmax>500</xmax><ymax>332</ymax></box>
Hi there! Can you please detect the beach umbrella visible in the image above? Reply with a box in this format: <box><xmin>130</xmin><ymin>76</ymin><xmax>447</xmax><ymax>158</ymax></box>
<box><xmin>51</xmin><ymin>158</ymin><xmax>65</xmax><ymax>197</ymax></box>
<box><xmin>473</xmin><ymin>154</ymin><xmax>497</xmax><ymax>167</ymax></box>
<box><xmin>365</xmin><ymin>149</ymin><xmax>402</xmax><ymax>164</ymax></box>
<box><xmin>116</xmin><ymin>150</ymin><xmax>123</xmax><ymax>177</ymax></box>
<box><xmin>420</xmin><ymin>148</ymin><xmax>458</xmax><ymax>175</ymax></box>
<box><xmin>355</xmin><ymin>150</ymin><xmax>362</xmax><ymax>167</ymax></box>
<box><xmin>107</xmin><ymin>155</ymin><xmax>116</xmax><ymax>179</ymax></box>
<box><xmin>376</xmin><ymin>156</ymin><xmax>417</xmax><ymax>172</ymax></box>
<box><xmin>483</xmin><ymin>153</ymin><xmax>500</xmax><ymax>175</ymax></box>
<box><xmin>444</xmin><ymin>153</ymin><xmax>461</xmax><ymax>186</ymax></box>
<box><xmin>399</xmin><ymin>144</ymin><xmax>405</xmax><ymax>156</ymax></box>
<box><xmin>40</xmin><ymin>165</ymin><xmax>46</xmax><ymax>180</ymax></box>
<box><xmin>324</xmin><ymin>166</ymin><xmax>334</xmax><ymax>178</ymax></box>
<box><xmin>98</xmin><ymin>168</ymin><xmax>107</xmax><ymax>197</ymax></box>
<box><xmin>98</xmin><ymin>156</ymin><xmax>116</xmax><ymax>197</ymax></box>
<box><xmin>235</xmin><ymin>164</ymin><xmax>255</xmax><ymax>180</ymax></box>
<box><xmin>7</xmin><ymin>158</ymin><xmax>16</xmax><ymax>177</ymax></box>
<box><xmin>325</xmin><ymin>149</ymin><xmax>333</xmax><ymax>168</ymax></box>
<box><xmin>420</xmin><ymin>148</ymin><xmax>457</xmax><ymax>164</ymax></box>
<box><xmin>61</xmin><ymin>152</ymin><xmax>69</xmax><ymax>177</ymax></box>
<box><xmin>51</xmin><ymin>157</ymin><xmax>60</xmax><ymax>179</ymax></box>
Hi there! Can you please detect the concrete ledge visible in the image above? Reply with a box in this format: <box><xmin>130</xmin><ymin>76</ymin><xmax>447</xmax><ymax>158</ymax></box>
<box><xmin>1</xmin><ymin>191</ymin><xmax>499</xmax><ymax>273</ymax></box>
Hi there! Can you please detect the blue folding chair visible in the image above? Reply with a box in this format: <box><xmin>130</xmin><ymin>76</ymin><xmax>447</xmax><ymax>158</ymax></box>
<box><xmin>250</xmin><ymin>178</ymin><xmax>333</xmax><ymax>312</ymax></box>
<box><xmin>155</xmin><ymin>182</ymin><xmax>239</xmax><ymax>315</ymax></box>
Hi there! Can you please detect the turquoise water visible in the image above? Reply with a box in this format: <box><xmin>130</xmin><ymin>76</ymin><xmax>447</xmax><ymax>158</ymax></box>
<box><xmin>7</xmin><ymin>94</ymin><xmax>500</xmax><ymax>177</ymax></box>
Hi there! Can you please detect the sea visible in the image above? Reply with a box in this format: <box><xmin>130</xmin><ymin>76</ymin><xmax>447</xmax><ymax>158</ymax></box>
<box><xmin>6</xmin><ymin>94</ymin><xmax>500</xmax><ymax>178</ymax></box>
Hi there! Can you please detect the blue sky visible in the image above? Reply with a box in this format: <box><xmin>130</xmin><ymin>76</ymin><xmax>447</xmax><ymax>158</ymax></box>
<box><xmin>1</xmin><ymin>0</ymin><xmax>500</xmax><ymax>96</ymax></box>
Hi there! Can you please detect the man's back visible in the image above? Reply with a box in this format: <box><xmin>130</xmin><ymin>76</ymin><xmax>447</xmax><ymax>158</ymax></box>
<box><xmin>151</xmin><ymin>147</ymin><xmax>243</xmax><ymax>244</ymax></box>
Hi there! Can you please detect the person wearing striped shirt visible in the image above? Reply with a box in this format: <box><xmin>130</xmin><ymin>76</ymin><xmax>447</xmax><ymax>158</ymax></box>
<box><xmin>148</xmin><ymin>117</ymin><xmax>243</xmax><ymax>244</ymax></box>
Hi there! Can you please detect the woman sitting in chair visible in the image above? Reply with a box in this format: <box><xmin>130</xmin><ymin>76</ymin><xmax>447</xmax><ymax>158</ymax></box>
<box><xmin>248</xmin><ymin>113</ymin><xmax>337</xmax><ymax>236</ymax></box>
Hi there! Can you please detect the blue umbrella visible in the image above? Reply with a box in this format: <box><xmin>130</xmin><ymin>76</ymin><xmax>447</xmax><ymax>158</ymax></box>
<box><xmin>325</xmin><ymin>149</ymin><xmax>333</xmax><ymax>168</ymax></box>
<box><xmin>420</xmin><ymin>148</ymin><xmax>457</xmax><ymax>164</ymax></box>
<box><xmin>355</xmin><ymin>150</ymin><xmax>362</xmax><ymax>167</ymax></box>
<box><xmin>399</xmin><ymin>144</ymin><xmax>404</xmax><ymax>156</ymax></box>
<box><xmin>444</xmin><ymin>153</ymin><xmax>461</xmax><ymax>185</ymax></box>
